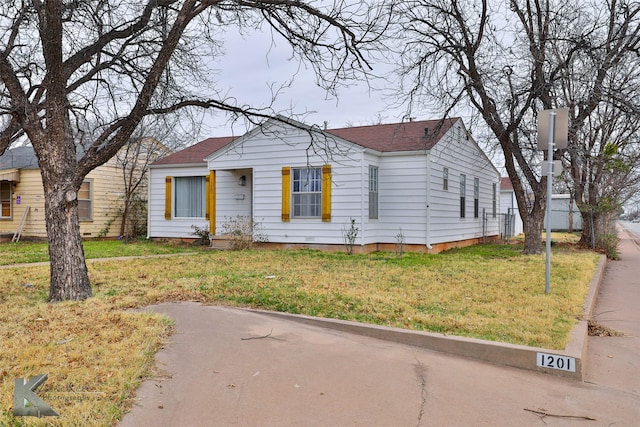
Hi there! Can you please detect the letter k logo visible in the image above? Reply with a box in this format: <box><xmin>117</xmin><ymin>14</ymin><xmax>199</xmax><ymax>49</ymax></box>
<box><xmin>13</xmin><ymin>374</ymin><xmax>59</xmax><ymax>417</ymax></box>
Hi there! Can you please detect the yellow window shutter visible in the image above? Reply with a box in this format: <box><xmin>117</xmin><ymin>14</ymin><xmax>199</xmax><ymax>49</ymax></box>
<box><xmin>282</xmin><ymin>167</ymin><xmax>290</xmax><ymax>222</ymax></box>
<box><xmin>164</xmin><ymin>176</ymin><xmax>172</xmax><ymax>220</ymax></box>
<box><xmin>208</xmin><ymin>170</ymin><xmax>216</xmax><ymax>235</ymax></box>
<box><xmin>322</xmin><ymin>164</ymin><xmax>331</xmax><ymax>222</ymax></box>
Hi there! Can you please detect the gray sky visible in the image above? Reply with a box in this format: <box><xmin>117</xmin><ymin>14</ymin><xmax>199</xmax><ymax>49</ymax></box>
<box><xmin>198</xmin><ymin>28</ymin><xmax>409</xmax><ymax>137</ymax></box>
<box><xmin>192</xmin><ymin>27</ymin><xmax>504</xmax><ymax>173</ymax></box>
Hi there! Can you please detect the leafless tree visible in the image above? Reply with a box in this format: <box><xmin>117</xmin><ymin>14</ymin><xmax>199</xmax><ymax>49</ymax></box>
<box><xmin>566</xmin><ymin>104</ymin><xmax>640</xmax><ymax>247</ymax></box>
<box><xmin>115</xmin><ymin>120</ymin><xmax>176</xmax><ymax>240</ymax></box>
<box><xmin>394</xmin><ymin>0</ymin><xmax>640</xmax><ymax>254</ymax></box>
<box><xmin>0</xmin><ymin>0</ymin><xmax>387</xmax><ymax>301</ymax></box>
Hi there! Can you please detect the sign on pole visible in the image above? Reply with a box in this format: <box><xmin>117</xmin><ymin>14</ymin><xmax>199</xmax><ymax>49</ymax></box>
<box><xmin>537</xmin><ymin>108</ymin><xmax>569</xmax><ymax>150</ymax></box>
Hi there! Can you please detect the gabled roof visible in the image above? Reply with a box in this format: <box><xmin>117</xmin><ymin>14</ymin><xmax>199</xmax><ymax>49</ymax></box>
<box><xmin>161</xmin><ymin>118</ymin><xmax>460</xmax><ymax>166</ymax></box>
<box><xmin>152</xmin><ymin>136</ymin><xmax>237</xmax><ymax>165</ymax></box>
<box><xmin>0</xmin><ymin>146</ymin><xmax>39</xmax><ymax>171</ymax></box>
<box><xmin>500</xmin><ymin>177</ymin><xmax>513</xmax><ymax>190</ymax></box>
<box><xmin>325</xmin><ymin>118</ymin><xmax>458</xmax><ymax>152</ymax></box>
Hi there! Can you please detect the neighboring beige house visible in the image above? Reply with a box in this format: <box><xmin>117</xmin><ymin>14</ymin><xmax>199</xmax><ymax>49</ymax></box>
<box><xmin>0</xmin><ymin>142</ymin><xmax>166</xmax><ymax>241</ymax></box>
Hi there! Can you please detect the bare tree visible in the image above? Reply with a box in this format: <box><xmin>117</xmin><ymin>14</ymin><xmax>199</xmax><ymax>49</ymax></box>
<box><xmin>115</xmin><ymin>118</ymin><xmax>187</xmax><ymax>239</ymax></box>
<box><xmin>394</xmin><ymin>0</ymin><xmax>640</xmax><ymax>254</ymax></box>
<box><xmin>549</xmin><ymin>3</ymin><xmax>640</xmax><ymax>247</ymax></box>
<box><xmin>567</xmin><ymin>104</ymin><xmax>640</xmax><ymax>247</ymax></box>
<box><xmin>0</xmin><ymin>0</ymin><xmax>386</xmax><ymax>301</ymax></box>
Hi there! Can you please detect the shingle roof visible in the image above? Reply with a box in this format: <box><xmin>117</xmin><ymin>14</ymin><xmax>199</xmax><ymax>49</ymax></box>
<box><xmin>152</xmin><ymin>136</ymin><xmax>236</xmax><ymax>165</ymax></box>
<box><xmin>500</xmin><ymin>177</ymin><xmax>513</xmax><ymax>190</ymax></box>
<box><xmin>153</xmin><ymin>118</ymin><xmax>458</xmax><ymax>165</ymax></box>
<box><xmin>326</xmin><ymin>118</ymin><xmax>457</xmax><ymax>152</ymax></box>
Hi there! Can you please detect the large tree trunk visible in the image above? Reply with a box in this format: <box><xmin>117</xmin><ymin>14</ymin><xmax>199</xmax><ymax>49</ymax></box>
<box><xmin>43</xmin><ymin>179</ymin><xmax>92</xmax><ymax>302</ymax></box>
<box><xmin>522</xmin><ymin>208</ymin><xmax>545</xmax><ymax>254</ymax></box>
<box><xmin>579</xmin><ymin>211</ymin><xmax>595</xmax><ymax>248</ymax></box>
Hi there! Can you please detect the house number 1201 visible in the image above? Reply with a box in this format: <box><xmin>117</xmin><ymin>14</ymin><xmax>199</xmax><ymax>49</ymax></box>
<box><xmin>536</xmin><ymin>352</ymin><xmax>576</xmax><ymax>372</ymax></box>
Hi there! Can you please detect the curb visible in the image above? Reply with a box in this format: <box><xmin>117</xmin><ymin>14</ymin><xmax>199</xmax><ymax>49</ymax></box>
<box><xmin>249</xmin><ymin>254</ymin><xmax>607</xmax><ymax>381</ymax></box>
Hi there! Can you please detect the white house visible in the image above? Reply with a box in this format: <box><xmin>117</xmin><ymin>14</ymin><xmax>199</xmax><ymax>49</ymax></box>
<box><xmin>499</xmin><ymin>177</ymin><xmax>524</xmax><ymax>238</ymax></box>
<box><xmin>148</xmin><ymin>117</ymin><xmax>501</xmax><ymax>253</ymax></box>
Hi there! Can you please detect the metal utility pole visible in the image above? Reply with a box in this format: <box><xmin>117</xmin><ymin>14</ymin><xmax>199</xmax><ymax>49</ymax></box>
<box><xmin>537</xmin><ymin>108</ymin><xmax>568</xmax><ymax>294</ymax></box>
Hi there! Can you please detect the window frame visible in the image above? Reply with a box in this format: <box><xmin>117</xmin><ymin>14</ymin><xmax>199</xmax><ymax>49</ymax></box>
<box><xmin>492</xmin><ymin>183</ymin><xmax>497</xmax><ymax>218</ymax></box>
<box><xmin>78</xmin><ymin>180</ymin><xmax>93</xmax><ymax>221</ymax></box>
<box><xmin>292</xmin><ymin>166</ymin><xmax>322</xmax><ymax>218</ymax></box>
<box><xmin>0</xmin><ymin>181</ymin><xmax>11</xmax><ymax>219</ymax></box>
<box><xmin>173</xmin><ymin>176</ymin><xmax>206</xmax><ymax>219</ymax></box>
<box><xmin>460</xmin><ymin>174</ymin><xmax>466</xmax><ymax>218</ymax></box>
<box><xmin>369</xmin><ymin>165</ymin><xmax>379</xmax><ymax>219</ymax></box>
<box><xmin>443</xmin><ymin>167</ymin><xmax>449</xmax><ymax>191</ymax></box>
<box><xmin>474</xmin><ymin>177</ymin><xmax>480</xmax><ymax>219</ymax></box>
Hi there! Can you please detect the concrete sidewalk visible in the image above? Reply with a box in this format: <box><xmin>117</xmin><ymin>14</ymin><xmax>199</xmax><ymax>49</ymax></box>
<box><xmin>119</xmin><ymin>229</ymin><xmax>640</xmax><ymax>426</ymax></box>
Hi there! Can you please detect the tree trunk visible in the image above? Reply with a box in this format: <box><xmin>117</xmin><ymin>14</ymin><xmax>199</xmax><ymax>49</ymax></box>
<box><xmin>579</xmin><ymin>211</ymin><xmax>594</xmax><ymax>248</ymax></box>
<box><xmin>43</xmin><ymin>178</ymin><xmax>92</xmax><ymax>302</ymax></box>
<box><xmin>522</xmin><ymin>208</ymin><xmax>545</xmax><ymax>254</ymax></box>
<box><xmin>120</xmin><ymin>200</ymin><xmax>129</xmax><ymax>238</ymax></box>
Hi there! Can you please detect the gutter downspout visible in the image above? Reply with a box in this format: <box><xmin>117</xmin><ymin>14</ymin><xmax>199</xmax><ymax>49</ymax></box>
<box><xmin>425</xmin><ymin>151</ymin><xmax>432</xmax><ymax>250</ymax></box>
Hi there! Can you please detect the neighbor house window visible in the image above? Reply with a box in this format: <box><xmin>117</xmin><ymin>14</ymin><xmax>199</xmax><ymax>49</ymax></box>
<box><xmin>174</xmin><ymin>176</ymin><xmax>206</xmax><ymax>218</ymax></box>
<box><xmin>474</xmin><ymin>178</ymin><xmax>480</xmax><ymax>219</ymax></box>
<box><xmin>460</xmin><ymin>174</ymin><xmax>466</xmax><ymax>218</ymax></box>
<box><xmin>369</xmin><ymin>166</ymin><xmax>378</xmax><ymax>219</ymax></box>
<box><xmin>443</xmin><ymin>167</ymin><xmax>449</xmax><ymax>190</ymax></box>
<box><xmin>492</xmin><ymin>183</ymin><xmax>497</xmax><ymax>218</ymax></box>
<box><xmin>78</xmin><ymin>180</ymin><xmax>92</xmax><ymax>221</ymax></box>
<box><xmin>292</xmin><ymin>167</ymin><xmax>322</xmax><ymax>217</ymax></box>
<box><xmin>0</xmin><ymin>181</ymin><xmax>11</xmax><ymax>218</ymax></box>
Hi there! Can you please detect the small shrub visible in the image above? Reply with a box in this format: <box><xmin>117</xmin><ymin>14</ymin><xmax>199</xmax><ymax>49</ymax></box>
<box><xmin>190</xmin><ymin>224</ymin><xmax>211</xmax><ymax>246</ymax></box>
<box><xmin>395</xmin><ymin>228</ymin><xmax>405</xmax><ymax>258</ymax></box>
<box><xmin>342</xmin><ymin>218</ymin><xmax>359</xmax><ymax>255</ymax></box>
<box><xmin>596</xmin><ymin>232</ymin><xmax>620</xmax><ymax>260</ymax></box>
<box><xmin>221</xmin><ymin>216</ymin><xmax>268</xmax><ymax>250</ymax></box>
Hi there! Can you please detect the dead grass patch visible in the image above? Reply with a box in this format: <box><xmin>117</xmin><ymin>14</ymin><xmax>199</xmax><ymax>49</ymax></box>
<box><xmin>0</xmin><ymin>241</ymin><xmax>599</xmax><ymax>425</ymax></box>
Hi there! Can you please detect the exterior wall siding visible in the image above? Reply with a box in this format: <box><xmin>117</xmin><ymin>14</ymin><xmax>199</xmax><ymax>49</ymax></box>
<box><xmin>147</xmin><ymin>164</ymin><xmax>210</xmax><ymax>239</ymax></box>
<box><xmin>0</xmin><ymin>159</ymin><xmax>125</xmax><ymax>239</ymax></box>
<box><xmin>427</xmin><ymin>121</ymin><xmax>500</xmax><ymax>244</ymax></box>
<box><xmin>208</xmin><ymin>123</ymin><xmax>363</xmax><ymax>245</ymax></box>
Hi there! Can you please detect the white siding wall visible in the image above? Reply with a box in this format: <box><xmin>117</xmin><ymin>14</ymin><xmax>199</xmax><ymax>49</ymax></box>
<box><xmin>147</xmin><ymin>164</ymin><xmax>210</xmax><ymax>238</ymax></box>
<box><xmin>500</xmin><ymin>189</ymin><xmax>524</xmax><ymax>236</ymax></box>
<box><xmin>372</xmin><ymin>154</ymin><xmax>428</xmax><ymax>244</ymax></box>
<box><xmin>216</xmin><ymin>169</ymin><xmax>252</xmax><ymax>230</ymax></box>
<box><xmin>427</xmin><ymin>121</ymin><xmax>501</xmax><ymax>244</ymax></box>
<box><xmin>208</xmin><ymin>123</ymin><xmax>363</xmax><ymax>245</ymax></box>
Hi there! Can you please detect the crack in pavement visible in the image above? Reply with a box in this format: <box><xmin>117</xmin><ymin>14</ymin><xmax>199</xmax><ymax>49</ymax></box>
<box><xmin>413</xmin><ymin>356</ymin><xmax>428</xmax><ymax>427</ymax></box>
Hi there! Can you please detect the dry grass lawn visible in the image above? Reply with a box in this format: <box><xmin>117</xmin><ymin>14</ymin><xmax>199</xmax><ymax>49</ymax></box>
<box><xmin>0</xmin><ymin>237</ymin><xmax>599</xmax><ymax>426</ymax></box>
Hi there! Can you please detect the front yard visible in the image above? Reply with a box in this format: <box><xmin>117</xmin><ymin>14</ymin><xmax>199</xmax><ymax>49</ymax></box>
<box><xmin>0</xmin><ymin>237</ymin><xmax>599</xmax><ymax>426</ymax></box>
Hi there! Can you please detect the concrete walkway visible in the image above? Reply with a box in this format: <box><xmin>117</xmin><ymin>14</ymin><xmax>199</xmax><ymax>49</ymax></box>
<box><xmin>119</xmin><ymin>228</ymin><xmax>640</xmax><ymax>426</ymax></box>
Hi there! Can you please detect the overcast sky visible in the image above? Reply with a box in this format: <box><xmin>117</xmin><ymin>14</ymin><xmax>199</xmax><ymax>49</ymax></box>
<box><xmin>187</xmin><ymin>26</ymin><xmax>504</xmax><ymax>172</ymax></box>
<box><xmin>196</xmin><ymin>28</ymin><xmax>411</xmax><ymax>138</ymax></box>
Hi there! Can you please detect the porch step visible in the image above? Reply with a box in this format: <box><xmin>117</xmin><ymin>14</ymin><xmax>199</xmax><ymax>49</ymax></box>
<box><xmin>210</xmin><ymin>235</ymin><xmax>234</xmax><ymax>250</ymax></box>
